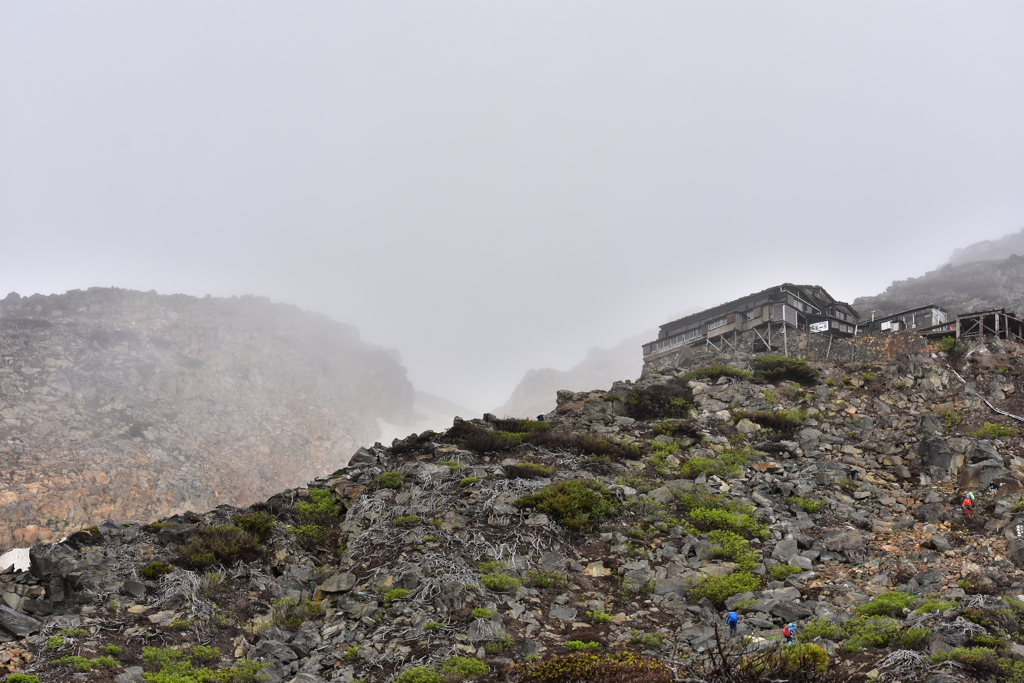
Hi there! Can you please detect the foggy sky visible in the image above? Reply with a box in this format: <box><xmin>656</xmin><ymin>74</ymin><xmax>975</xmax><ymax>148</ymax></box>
<box><xmin>3</xmin><ymin>2</ymin><xmax>1024</xmax><ymax>411</ymax></box>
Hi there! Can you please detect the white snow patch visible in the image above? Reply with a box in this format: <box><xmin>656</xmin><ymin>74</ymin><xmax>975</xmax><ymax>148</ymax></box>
<box><xmin>0</xmin><ymin>547</ymin><xmax>30</xmax><ymax>572</ymax></box>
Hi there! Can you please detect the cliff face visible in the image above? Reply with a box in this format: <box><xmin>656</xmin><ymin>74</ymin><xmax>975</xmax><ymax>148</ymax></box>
<box><xmin>0</xmin><ymin>287</ymin><xmax>414</xmax><ymax>549</ymax></box>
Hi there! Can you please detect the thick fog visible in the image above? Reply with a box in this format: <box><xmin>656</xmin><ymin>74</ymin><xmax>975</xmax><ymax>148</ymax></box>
<box><xmin>2</xmin><ymin>2</ymin><xmax>1024</xmax><ymax>411</ymax></box>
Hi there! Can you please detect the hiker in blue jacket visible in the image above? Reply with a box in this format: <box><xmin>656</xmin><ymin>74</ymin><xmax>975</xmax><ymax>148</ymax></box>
<box><xmin>726</xmin><ymin>610</ymin><xmax>739</xmax><ymax>634</ymax></box>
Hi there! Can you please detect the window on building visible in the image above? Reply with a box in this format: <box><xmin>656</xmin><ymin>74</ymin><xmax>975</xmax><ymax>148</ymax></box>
<box><xmin>708</xmin><ymin>317</ymin><xmax>728</xmax><ymax>330</ymax></box>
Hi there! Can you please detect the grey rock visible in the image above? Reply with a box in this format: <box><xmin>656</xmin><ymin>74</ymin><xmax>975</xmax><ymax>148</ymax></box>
<box><xmin>1008</xmin><ymin>540</ymin><xmax>1024</xmax><ymax>567</ymax></box>
<box><xmin>959</xmin><ymin>459</ymin><xmax>1005</xmax><ymax>490</ymax></box>
<box><xmin>772</xmin><ymin>539</ymin><xmax>799</xmax><ymax>563</ymax></box>
<box><xmin>539</xmin><ymin>551</ymin><xmax>569</xmax><ymax>572</ymax></box>
<box><xmin>724</xmin><ymin>592</ymin><xmax>756</xmax><ymax>610</ymax></box>
<box><xmin>21</xmin><ymin>598</ymin><xmax>53</xmax><ymax>615</ymax></box>
<box><xmin>468</xmin><ymin>617</ymin><xmax>507</xmax><ymax>641</ymax></box>
<box><xmin>287</xmin><ymin>675</ymin><xmax>327</xmax><ymax>683</ymax></box>
<box><xmin>770</xmin><ymin>600</ymin><xmax>813</xmax><ymax>622</ymax></box>
<box><xmin>791</xmin><ymin>556</ymin><xmax>813</xmax><ymax>571</ymax></box>
<box><xmin>0</xmin><ymin>604</ymin><xmax>43</xmax><ymax>636</ymax></box>
<box><xmin>319</xmin><ymin>572</ymin><xmax>356</xmax><ymax>594</ymax></box>
<box><xmin>253</xmin><ymin>639</ymin><xmax>299</xmax><ymax>664</ymax></box>
<box><xmin>823</xmin><ymin>529</ymin><xmax>867</xmax><ymax>563</ymax></box>
<box><xmin>917</xmin><ymin>414</ymin><xmax>943</xmax><ymax>434</ymax></box>
<box><xmin>121</xmin><ymin>580</ymin><xmax>147</xmax><ymax>599</ymax></box>
<box><xmin>158</xmin><ymin>523</ymin><xmax>198</xmax><ymax>545</ymax></box>
<box><xmin>914</xmin><ymin>503</ymin><xmax>944</xmax><ymax>523</ymax></box>
<box><xmin>919</xmin><ymin>436</ymin><xmax>953</xmax><ymax>470</ymax></box>
<box><xmin>115</xmin><ymin>668</ymin><xmax>146</xmax><ymax>683</ymax></box>
<box><xmin>548</xmin><ymin>605</ymin><xmax>578</xmax><ymax>621</ymax></box>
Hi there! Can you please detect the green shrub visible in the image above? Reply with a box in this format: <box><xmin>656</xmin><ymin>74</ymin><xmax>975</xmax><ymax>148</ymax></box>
<box><xmin>438</xmin><ymin>460</ymin><xmax>463</xmax><ymax>471</ymax></box>
<box><xmin>269</xmin><ymin>597</ymin><xmax>326</xmax><ymax>630</ymax></box>
<box><xmin>836</xmin><ymin>477</ymin><xmax>859</xmax><ymax>492</ymax></box>
<box><xmin>739</xmin><ymin>410</ymin><xmax>807</xmax><ymax>435</ymax></box>
<box><xmin>683</xmin><ymin>365</ymin><xmax>755</xmax><ymax>383</ymax></box>
<box><xmin>767</xmin><ymin>564</ymin><xmax>801</xmax><ymax>581</ymax></box>
<box><xmin>104</xmin><ymin>644</ymin><xmax>123</xmax><ymax>656</ymax></box>
<box><xmin>841</xmin><ymin>616</ymin><xmax>900</xmax><ymax>651</ymax></box>
<box><xmin>44</xmin><ymin>635</ymin><xmax>66</xmax><ymax>651</ymax></box>
<box><xmin>189</xmin><ymin>645</ymin><xmax>219</xmax><ymax>663</ymax></box>
<box><xmin>515</xmin><ymin>651</ymin><xmax>672</xmax><ymax>683</ymax></box>
<box><xmin>971</xmin><ymin>423</ymin><xmax>1018</xmax><ymax>439</ymax></box>
<box><xmin>295</xmin><ymin>488</ymin><xmax>337</xmax><ymax>525</ymax></box>
<box><xmin>630</xmin><ymin>631</ymin><xmax>667</xmax><ymax>647</ymax></box>
<box><xmin>232</xmin><ymin>511</ymin><xmax>275</xmax><ymax>542</ymax></box>
<box><xmin>766</xmin><ymin>643</ymin><xmax>829</xmax><ymax>675</ymax></box>
<box><xmin>900</xmin><ymin>627</ymin><xmax>932</xmax><ymax>649</ymax></box>
<box><xmin>177</xmin><ymin>524</ymin><xmax>265</xmax><ymax>569</ymax></box>
<box><xmin>931</xmin><ymin>647</ymin><xmax>1000</xmax><ymax>674</ymax></box>
<box><xmin>688</xmin><ymin>571</ymin><xmax>760</xmax><ymax>609</ymax></box>
<box><xmin>937</xmin><ymin>336</ymin><xmax>969</xmax><ymax>356</ymax></box>
<box><xmin>479</xmin><ymin>573</ymin><xmax>522</xmax><ymax>593</ymax></box>
<box><xmin>625</xmin><ymin>378</ymin><xmax>696</xmax><ymax>420</ymax></box>
<box><xmin>393</xmin><ymin>666</ymin><xmax>442</xmax><ymax>683</ymax></box>
<box><xmin>707</xmin><ymin>530</ymin><xmax>759</xmax><ymax>571</ymax></box>
<box><xmin>471</xmin><ymin>608</ymin><xmax>493</xmax><ymax>619</ymax></box>
<box><xmin>139</xmin><ymin>560</ymin><xmax>175</xmax><ymax>580</ymax></box>
<box><xmin>384</xmin><ymin>588</ymin><xmax>410</xmax><ymax>604</ymax></box>
<box><xmin>503</xmin><ymin>462</ymin><xmax>555</xmax><ymax>479</ymax></box>
<box><xmin>688</xmin><ymin>507</ymin><xmax>766</xmax><ymax>539</ymax></box>
<box><xmin>378</xmin><ymin>471</ymin><xmax>404</xmax><ymax>489</ymax></box>
<box><xmin>52</xmin><ymin>655</ymin><xmax>120</xmax><ymax>672</ymax></box>
<box><xmin>459</xmin><ymin>477</ymin><xmax>479</xmax><ymax>487</ymax></box>
<box><xmin>679</xmin><ymin>448</ymin><xmax>751</xmax><ymax>479</ymax></box>
<box><xmin>7</xmin><ymin>675</ymin><xmax>42</xmax><ymax>683</ymax></box>
<box><xmin>493</xmin><ymin>418</ymin><xmax>551</xmax><ymax>433</ymax></box>
<box><xmin>653</xmin><ymin>419</ymin><xmax>701</xmax><ymax>439</ymax></box>
<box><xmin>752</xmin><ymin>355</ymin><xmax>818</xmax><ymax>386</ymax></box>
<box><xmin>787</xmin><ymin>496</ymin><xmax>822</xmax><ymax>513</ymax></box>
<box><xmin>524</xmin><ymin>569</ymin><xmax>569</xmax><ymax>589</ymax></box>
<box><xmin>566</xmin><ymin>640</ymin><xmax>601</xmax><ymax>651</ymax></box>
<box><xmin>915</xmin><ymin>597</ymin><xmax>958</xmax><ymax>614</ymax></box>
<box><xmin>514</xmin><ymin>479</ymin><xmax>620</xmax><ymax>531</ymax></box>
<box><xmin>294</xmin><ymin>524</ymin><xmax>330</xmax><ymax>549</ymax></box>
<box><xmin>393</xmin><ymin>514</ymin><xmax>422</xmax><ymax>526</ymax></box>
<box><xmin>484</xmin><ymin>634</ymin><xmax>514</xmax><ymax>655</ymax></box>
<box><xmin>943</xmin><ymin>411</ymin><xmax>964</xmax><ymax>430</ymax></box>
<box><xmin>587</xmin><ymin>609</ymin><xmax>613</xmax><ymax>624</ymax></box>
<box><xmin>797</xmin><ymin>617</ymin><xmax>844</xmax><ymax>642</ymax></box>
<box><xmin>855</xmin><ymin>591</ymin><xmax>914</xmax><ymax>617</ymax></box>
<box><xmin>445</xmin><ymin>422</ymin><xmax>526</xmax><ymax>453</ymax></box>
<box><xmin>440</xmin><ymin>656</ymin><xmax>488</xmax><ymax>678</ymax></box>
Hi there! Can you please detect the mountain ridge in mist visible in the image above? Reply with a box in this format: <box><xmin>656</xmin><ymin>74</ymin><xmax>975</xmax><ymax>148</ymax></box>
<box><xmin>855</xmin><ymin>227</ymin><xmax>1024</xmax><ymax>318</ymax></box>
<box><xmin>0</xmin><ymin>287</ymin><xmax>415</xmax><ymax>549</ymax></box>
<box><xmin>492</xmin><ymin>330</ymin><xmax>655</xmax><ymax>418</ymax></box>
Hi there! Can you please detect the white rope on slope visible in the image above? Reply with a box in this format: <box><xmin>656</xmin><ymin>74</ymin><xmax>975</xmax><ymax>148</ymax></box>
<box><xmin>946</xmin><ymin>365</ymin><xmax>1024</xmax><ymax>424</ymax></box>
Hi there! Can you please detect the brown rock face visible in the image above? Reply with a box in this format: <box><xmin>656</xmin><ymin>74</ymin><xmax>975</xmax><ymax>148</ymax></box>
<box><xmin>0</xmin><ymin>287</ymin><xmax>414</xmax><ymax>548</ymax></box>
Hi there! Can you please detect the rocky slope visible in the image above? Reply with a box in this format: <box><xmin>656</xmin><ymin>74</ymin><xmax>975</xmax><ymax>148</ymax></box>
<box><xmin>0</xmin><ymin>288</ymin><xmax>415</xmax><ymax>549</ymax></box>
<box><xmin>8</xmin><ymin>334</ymin><xmax>1024</xmax><ymax>682</ymax></box>
<box><xmin>493</xmin><ymin>331</ymin><xmax>654</xmax><ymax>419</ymax></box>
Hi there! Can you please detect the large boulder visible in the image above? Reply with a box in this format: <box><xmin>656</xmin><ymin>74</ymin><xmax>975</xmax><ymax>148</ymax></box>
<box><xmin>959</xmin><ymin>460</ymin><xmax>1006</xmax><ymax>490</ymax></box>
<box><xmin>823</xmin><ymin>529</ymin><xmax>868</xmax><ymax>564</ymax></box>
<box><xmin>919</xmin><ymin>436</ymin><xmax>953</xmax><ymax>470</ymax></box>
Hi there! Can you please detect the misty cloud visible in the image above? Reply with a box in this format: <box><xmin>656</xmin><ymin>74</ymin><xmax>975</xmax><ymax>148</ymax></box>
<box><xmin>2</xmin><ymin>2</ymin><xmax>1023</xmax><ymax>410</ymax></box>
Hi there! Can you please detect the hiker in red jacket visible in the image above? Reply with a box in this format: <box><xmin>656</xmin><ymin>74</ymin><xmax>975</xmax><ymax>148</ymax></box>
<box><xmin>962</xmin><ymin>491</ymin><xmax>975</xmax><ymax>516</ymax></box>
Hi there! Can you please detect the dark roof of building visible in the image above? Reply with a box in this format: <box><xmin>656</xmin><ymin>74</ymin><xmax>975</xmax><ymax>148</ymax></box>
<box><xmin>658</xmin><ymin>283</ymin><xmax>856</xmax><ymax>332</ymax></box>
